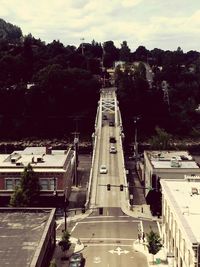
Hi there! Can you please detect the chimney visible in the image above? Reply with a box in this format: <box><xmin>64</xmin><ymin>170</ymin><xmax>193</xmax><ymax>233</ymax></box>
<box><xmin>46</xmin><ymin>146</ymin><xmax>52</xmax><ymax>155</ymax></box>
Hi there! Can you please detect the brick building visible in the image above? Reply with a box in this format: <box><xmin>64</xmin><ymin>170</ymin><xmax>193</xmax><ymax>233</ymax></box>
<box><xmin>0</xmin><ymin>146</ymin><xmax>75</xmax><ymax>206</ymax></box>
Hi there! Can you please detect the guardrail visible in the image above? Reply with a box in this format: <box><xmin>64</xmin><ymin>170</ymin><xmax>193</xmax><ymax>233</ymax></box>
<box><xmin>85</xmin><ymin>95</ymin><xmax>102</xmax><ymax>208</ymax></box>
<box><xmin>117</xmin><ymin>111</ymin><xmax>130</xmax><ymax>208</ymax></box>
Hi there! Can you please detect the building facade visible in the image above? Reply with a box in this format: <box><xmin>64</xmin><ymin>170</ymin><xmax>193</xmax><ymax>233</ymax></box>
<box><xmin>161</xmin><ymin>177</ymin><xmax>200</xmax><ymax>267</ymax></box>
<box><xmin>0</xmin><ymin>207</ymin><xmax>56</xmax><ymax>267</ymax></box>
<box><xmin>143</xmin><ymin>151</ymin><xmax>200</xmax><ymax>196</ymax></box>
<box><xmin>0</xmin><ymin>146</ymin><xmax>75</xmax><ymax>206</ymax></box>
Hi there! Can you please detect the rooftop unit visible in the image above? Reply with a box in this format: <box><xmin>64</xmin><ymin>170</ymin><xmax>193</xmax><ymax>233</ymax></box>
<box><xmin>171</xmin><ymin>157</ymin><xmax>181</xmax><ymax>167</ymax></box>
<box><xmin>10</xmin><ymin>153</ymin><xmax>21</xmax><ymax>163</ymax></box>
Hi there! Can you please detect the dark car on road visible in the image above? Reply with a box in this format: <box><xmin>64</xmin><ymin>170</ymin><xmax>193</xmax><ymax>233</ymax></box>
<box><xmin>69</xmin><ymin>252</ymin><xmax>85</xmax><ymax>267</ymax></box>
<box><xmin>109</xmin><ymin>136</ymin><xmax>116</xmax><ymax>143</ymax></box>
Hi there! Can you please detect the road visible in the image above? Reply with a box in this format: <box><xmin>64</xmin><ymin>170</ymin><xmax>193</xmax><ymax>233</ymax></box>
<box><xmin>56</xmin><ymin>87</ymin><xmax>160</xmax><ymax>266</ymax></box>
<box><xmin>96</xmin><ymin>121</ymin><xmax>121</xmax><ymax>207</ymax></box>
<box><xmin>69</xmin><ymin>208</ymin><xmax>149</xmax><ymax>267</ymax></box>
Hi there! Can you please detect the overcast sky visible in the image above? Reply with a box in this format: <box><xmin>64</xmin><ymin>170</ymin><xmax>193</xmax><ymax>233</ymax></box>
<box><xmin>1</xmin><ymin>0</ymin><xmax>200</xmax><ymax>52</ymax></box>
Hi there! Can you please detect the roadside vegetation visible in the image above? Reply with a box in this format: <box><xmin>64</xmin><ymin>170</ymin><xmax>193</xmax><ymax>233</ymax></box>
<box><xmin>0</xmin><ymin>18</ymin><xmax>200</xmax><ymax>145</ymax></box>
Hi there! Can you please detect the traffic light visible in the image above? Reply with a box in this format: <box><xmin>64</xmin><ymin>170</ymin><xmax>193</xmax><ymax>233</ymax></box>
<box><xmin>120</xmin><ymin>184</ymin><xmax>124</xmax><ymax>191</ymax></box>
<box><xmin>107</xmin><ymin>184</ymin><xmax>111</xmax><ymax>191</ymax></box>
<box><xmin>82</xmin><ymin>208</ymin><xmax>86</xmax><ymax>214</ymax></box>
<box><xmin>99</xmin><ymin>207</ymin><xmax>103</xmax><ymax>215</ymax></box>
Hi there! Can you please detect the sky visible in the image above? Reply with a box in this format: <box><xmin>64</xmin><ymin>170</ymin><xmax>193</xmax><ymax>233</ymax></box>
<box><xmin>1</xmin><ymin>0</ymin><xmax>200</xmax><ymax>52</ymax></box>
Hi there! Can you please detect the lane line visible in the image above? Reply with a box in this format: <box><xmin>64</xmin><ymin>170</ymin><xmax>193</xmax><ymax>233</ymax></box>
<box><xmin>70</xmin><ymin>222</ymin><xmax>78</xmax><ymax>233</ymax></box>
<box><xmin>140</xmin><ymin>220</ymin><xmax>144</xmax><ymax>233</ymax></box>
<box><xmin>76</xmin><ymin>220</ymin><xmax>140</xmax><ymax>224</ymax></box>
<box><xmin>157</xmin><ymin>221</ymin><xmax>162</xmax><ymax>237</ymax></box>
<box><xmin>84</xmin><ymin>244</ymin><xmax>133</xmax><ymax>247</ymax></box>
<box><xmin>80</xmin><ymin>237</ymin><xmax>136</xmax><ymax>241</ymax></box>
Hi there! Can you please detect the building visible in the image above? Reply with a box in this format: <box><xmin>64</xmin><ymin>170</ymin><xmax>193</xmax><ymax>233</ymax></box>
<box><xmin>161</xmin><ymin>177</ymin><xmax>200</xmax><ymax>267</ymax></box>
<box><xmin>143</xmin><ymin>151</ymin><xmax>200</xmax><ymax>196</ymax></box>
<box><xmin>0</xmin><ymin>207</ymin><xmax>56</xmax><ymax>267</ymax></box>
<box><xmin>0</xmin><ymin>146</ymin><xmax>75</xmax><ymax>206</ymax></box>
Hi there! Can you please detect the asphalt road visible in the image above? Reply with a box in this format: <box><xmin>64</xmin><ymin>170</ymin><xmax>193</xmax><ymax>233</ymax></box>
<box><xmin>69</xmin><ymin>208</ymin><xmax>149</xmax><ymax>267</ymax></box>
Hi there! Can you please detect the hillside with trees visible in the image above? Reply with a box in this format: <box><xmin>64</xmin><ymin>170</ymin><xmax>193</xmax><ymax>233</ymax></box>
<box><xmin>0</xmin><ymin>18</ymin><xmax>22</xmax><ymax>43</ymax></box>
<box><xmin>0</xmin><ymin>18</ymin><xmax>200</xmax><ymax>143</ymax></box>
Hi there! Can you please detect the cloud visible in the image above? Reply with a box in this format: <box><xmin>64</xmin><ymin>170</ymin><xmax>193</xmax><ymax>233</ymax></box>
<box><xmin>121</xmin><ymin>0</ymin><xmax>143</xmax><ymax>7</ymax></box>
<box><xmin>0</xmin><ymin>0</ymin><xmax>200</xmax><ymax>51</ymax></box>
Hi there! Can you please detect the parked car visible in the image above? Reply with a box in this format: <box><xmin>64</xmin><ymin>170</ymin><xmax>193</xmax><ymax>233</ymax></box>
<box><xmin>109</xmin><ymin>136</ymin><xmax>116</xmax><ymax>143</ymax></box>
<box><xmin>110</xmin><ymin>146</ymin><xmax>117</xmax><ymax>154</ymax></box>
<box><xmin>99</xmin><ymin>165</ymin><xmax>108</xmax><ymax>174</ymax></box>
<box><xmin>69</xmin><ymin>253</ymin><xmax>85</xmax><ymax>267</ymax></box>
<box><xmin>109</xmin><ymin>121</ymin><xmax>115</xmax><ymax>126</ymax></box>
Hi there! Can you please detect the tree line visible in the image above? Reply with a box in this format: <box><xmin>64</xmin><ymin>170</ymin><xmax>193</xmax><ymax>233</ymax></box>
<box><xmin>0</xmin><ymin>18</ymin><xmax>200</xmax><ymax>141</ymax></box>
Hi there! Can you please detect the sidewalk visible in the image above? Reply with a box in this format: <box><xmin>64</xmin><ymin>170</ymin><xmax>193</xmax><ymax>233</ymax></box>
<box><xmin>51</xmin><ymin>237</ymin><xmax>85</xmax><ymax>267</ymax></box>
<box><xmin>133</xmin><ymin>239</ymin><xmax>168</xmax><ymax>267</ymax></box>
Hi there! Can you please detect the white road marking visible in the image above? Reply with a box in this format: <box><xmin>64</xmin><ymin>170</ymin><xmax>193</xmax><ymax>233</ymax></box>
<box><xmin>88</xmin><ymin>216</ymin><xmax>114</xmax><ymax>219</ymax></box>
<box><xmin>70</xmin><ymin>222</ymin><xmax>78</xmax><ymax>233</ymax></box>
<box><xmin>77</xmin><ymin>220</ymin><xmax>140</xmax><ymax>224</ymax></box>
<box><xmin>81</xmin><ymin>237</ymin><xmax>136</xmax><ymax>241</ymax></box>
<box><xmin>56</xmin><ymin>222</ymin><xmax>62</xmax><ymax>230</ymax></box>
<box><xmin>93</xmin><ymin>256</ymin><xmax>101</xmax><ymax>263</ymax></box>
<box><xmin>109</xmin><ymin>247</ymin><xmax>130</xmax><ymax>255</ymax></box>
<box><xmin>140</xmin><ymin>220</ymin><xmax>144</xmax><ymax>233</ymax></box>
<box><xmin>86</xmin><ymin>244</ymin><xmax>132</xmax><ymax>247</ymax></box>
<box><xmin>157</xmin><ymin>221</ymin><xmax>162</xmax><ymax>237</ymax></box>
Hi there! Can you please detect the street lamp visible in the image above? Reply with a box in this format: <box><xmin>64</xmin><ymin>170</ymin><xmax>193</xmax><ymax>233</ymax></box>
<box><xmin>64</xmin><ymin>195</ymin><xmax>69</xmax><ymax>231</ymax></box>
<box><xmin>80</xmin><ymin>37</ymin><xmax>85</xmax><ymax>56</ymax></box>
<box><xmin>133</xmin><ymin>116</ymin><xmax>140</xmax><ymax>165</ymax></box>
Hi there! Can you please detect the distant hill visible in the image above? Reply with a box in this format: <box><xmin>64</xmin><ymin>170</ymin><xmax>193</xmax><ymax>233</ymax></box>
<box><xmin>0</xmin><ymin>18</ymin><xmax>22</xmax><ymax>42</ymax></box>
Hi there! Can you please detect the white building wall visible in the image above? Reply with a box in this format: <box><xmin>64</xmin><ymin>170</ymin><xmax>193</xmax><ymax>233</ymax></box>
<box><xmin>161</xmin><ymin>181</ymin><xmax>198</xmax><ymax>267</ymax></box>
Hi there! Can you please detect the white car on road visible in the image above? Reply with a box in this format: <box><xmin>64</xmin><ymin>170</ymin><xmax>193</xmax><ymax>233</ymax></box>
<box><xmin>99</xmin><ymin>165</ymin><xmax>108</xmax><ymax>174</ymax></box>
<box><xmin>110</xmin><ymin>146</ymin><xmax>117</xmax><ymax>153</ymax></box>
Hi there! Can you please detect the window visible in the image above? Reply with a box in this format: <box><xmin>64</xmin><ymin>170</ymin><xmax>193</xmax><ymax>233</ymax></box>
<box><xmin>5</xmin><ymin>178</ymin><xmax>20</xmax><ymax>190</ymax></box>
<box><xmin>5</xmin><ymin>179</ymin><xmax>13</xmax><ymax>190</ymax></box>
<box><xmin>40</xmin><ymin>178</ymin><xmax>56</xmax><ymax>190</ymax></box>
<box><xmin>40</xmin><ymin>179</ymin><xmax>48</xmax><ymax>190</ymax></box>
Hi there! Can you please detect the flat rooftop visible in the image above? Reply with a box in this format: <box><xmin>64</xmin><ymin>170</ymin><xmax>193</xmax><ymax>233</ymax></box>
<box><xmin>161</xmin><ymin>179</ymin><xmax>200</xmax><ymax>244</ymax></box>
<box><xmin>146</xmin><ymin>150</ymin><xmax>199</xmax><ymax>169</ymax></box>
<box><xmin>0</xmin><ymin>147</ymin><xmax>74</xmax><ymax>172</ymax></box>
<box><xmin>0</xmin><ymin>208</ymin><xmax>55</xmax><ymax>267</ymax></box>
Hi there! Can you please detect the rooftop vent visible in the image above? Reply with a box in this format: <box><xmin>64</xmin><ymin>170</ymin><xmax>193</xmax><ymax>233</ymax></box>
<box><xmin>16</xmin><ymin>162</ymin><xmax>23</xmax><ymax>166</ymax></box>
<box><xmin>46</xmin><ymin>146</ymin><xmax>52</xmax><ymax>155</ymax></box>
<box><xmin>37</xmin><ymin>157</ymin><xmax>44</xmax><ymax>163</ymax></box>
<box><xmin>191</xmin><ymin>187</ymin><xmax>199</xmax><ymax>195</ymax></box>
<box><xmin>171</xmin><ymin>158</ymin><xmax>181</xmax><ymax>167</ymax></box>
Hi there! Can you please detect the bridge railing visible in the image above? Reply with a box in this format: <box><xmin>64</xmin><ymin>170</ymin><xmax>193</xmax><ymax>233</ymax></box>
<box><xmin>117</xmin><ymin>111</ymin><xmax>130</xmax><ymax>208</ymax></box>
<box><xmin>85</xmin><ymin>95</ymin><xmax>102</xmax><ymax>208</ymax></box>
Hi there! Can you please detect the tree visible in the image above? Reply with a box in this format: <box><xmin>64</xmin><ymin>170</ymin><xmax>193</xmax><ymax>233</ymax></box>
<box><xmin>103</xmin><ymin>41</ymin><xmax>119</xmax><ymax>68</ymax></box>
<box><xmin>10</xmin><ymin>187</ymin><xmax>27</xmax><ymax>207</ymax></box>
<box><xmin>146</xmin><ymin>228</ymin><xmax>162</xmax><ymax>263</ymax></box>
<box><xmin>134</xmin><ymin>45</ymin><xmax>149</xmax><ymax>61</ymax></box>
<box><xmin>58</xmin><ymin>230</ymin><xmax>71</xmax><ymax>251</ymax></box>
<box><xmin>149</xmin><ymin>126</ymin><xmax>172</xmax><ymax>150</ymax></box>
<box><xmin>119</xmin><ymin>41</ymin><xmax>131</xmax><ymax>62</ymax></box>
<box><xmin>10</xmin><ymin>163</ymin><xmax>40</xmax><ymax>206</ymax></box>
<box><xmin>49</xmin><ymin>260</ymin><xmax>57</xmax><ymax>267</ymax></box>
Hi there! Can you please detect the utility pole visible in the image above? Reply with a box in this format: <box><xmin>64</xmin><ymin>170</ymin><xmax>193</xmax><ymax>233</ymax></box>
<box><xmin>134</xmin><ymin>116</ymin><xmax>140</xmax><ymax>165</ymax></box>
<box><xmin>80</xmin><ymin>37</ymin><xmax>85</xmax><ymax>56</ymax></box>
<box><xmin>101</xmin><ymin>43</ymin><xmax>106</xmax><ymax>88</ymax></box>
<box><xmin>64</xmin><ymin>196</ymin><xmax>69</xmax><ymax>231</ymax></box>
<box><xmin>71</xmin><ymin>117</ymin><xmax>80</xmax><ymax>187</ymax></box>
